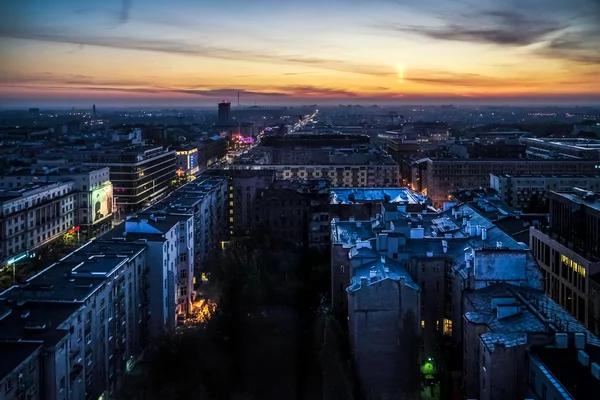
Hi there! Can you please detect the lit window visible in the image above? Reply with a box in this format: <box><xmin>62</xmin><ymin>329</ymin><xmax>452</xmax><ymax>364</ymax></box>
<box><xmin>421</xmin><ymin>320</ymin><xmax>425</xmax><ymax>328</ymax></box>
<box><xmin>436</xmin><ymin>320</ymin><xmax>440</xmax><ymax>331</ymax></box>
<box><xmin>229</xmin><ymin>217</ymin><xmax>233</xmax><ymax>223</ymax></box>
<box><xmin>443</xmin><ymin>318</ymin><xmax>453</xmax><ymax>336</ymax></box>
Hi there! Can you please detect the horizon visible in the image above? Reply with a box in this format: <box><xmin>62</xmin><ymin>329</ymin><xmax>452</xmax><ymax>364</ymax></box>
<box><xmin>1</xmin><ymin>0</ymin><xmax>599</xmax><ymax>107</ymax></box>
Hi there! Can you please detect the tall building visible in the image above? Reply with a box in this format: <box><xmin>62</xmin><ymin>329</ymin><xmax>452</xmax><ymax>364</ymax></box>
<box><xmin>175</xmin><ymin>145</ymin><xmax>199</xmax><ymax>178</ymax></box>
<box><xmin>530</xmin><ymin>189</ymin><xmax>600</xmax><ymax>335</ymax></box>
<box><xmin>78</xmin><ymin>146</ymin><xmax>176</xmax><ymax>214</ymax></box>
<box><xmin>0</xmin><ymin>181</ymin><xmax>76</xmax><ymax>266</ymax></box>
<box><xmin>217</xmin><ymin>101</ymin><xmax>231</xmax><ymax>126</ymax></box>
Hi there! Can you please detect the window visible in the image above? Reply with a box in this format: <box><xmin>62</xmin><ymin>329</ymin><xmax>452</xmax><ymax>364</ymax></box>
<box><xmin>4</xmin><ymin>379</ymin><xmax>12</xmax><ymax>394</ymax></box>
<box><xmin>180</xmin><ymin>287</ymin><xmax>187</xmax><ymax>296</ymax></box>
<box><xmin>180</xmin><ymin>269</ymin><xmax>187</xmax><ymax>279</ymax></box>
<box><xmin>443</xmin><ymin>319</ymin><xmax>453</xmax><ymax>336</ymax></box>
<box><xmin>421</xmin><ymin>320</ymin><xmax>425</xmax><ymax>328</ymax></box>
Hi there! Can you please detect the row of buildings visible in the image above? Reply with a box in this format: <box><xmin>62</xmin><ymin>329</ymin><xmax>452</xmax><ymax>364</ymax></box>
<box><xmin>0</xmin><ymin>175</ymin><xmax>228</xmax><ymax>400</ymax></box>
<box><xmin>332</xmin><ymin>187</ymin><xmax>600</xmax><ymax>399</ymax></box>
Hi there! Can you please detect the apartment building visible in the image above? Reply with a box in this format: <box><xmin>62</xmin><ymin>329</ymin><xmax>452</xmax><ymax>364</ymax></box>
<box><xmin>0</xmin><ymin>342</ymin><xmax>42</xmax><ymax>400</ymax></box>
<box><xmin>490</xmin><ymin>173</ymin><xmax>600</xmax><ymax>210</ymax></box>
<box><xmin>0</xmin><ymin>240</ymin><xmax>148</xmax><ymax>400</ymax></box>
<box><xmin>0</xmin><ymin>181</ymin><xmax>76</xmax><ymax>266</ymax></box>
<box><xmin>108</xmin><ymin>214</ymin><xmax>190</xmax><ymax>333</ymax></box>
<box><xmin>331</xmin><ymin>199</ymin><xmax>545</xmax><ymax>398</ymax></box>
<box><xmin>0</xmin><ymin>165</ymin><xmax>114</xmax><ymax>239</ymax></box>
<box><xmin>530</xmin><ymin>189</ymin><xmax>600</xmax><ymax>336</ymax></box>
<box><xmin>347</xmin><ymin>256</ymin><xmax>420</xmax><ymax>400</ymax></box>
<box><xmin>424</xmin><ymin>158</ymin><xmax>599</xmax><ymax>206</ymax></box>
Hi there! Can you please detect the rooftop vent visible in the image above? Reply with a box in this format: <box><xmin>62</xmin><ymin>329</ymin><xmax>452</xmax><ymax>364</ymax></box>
<box><xmin>578</xmin><ymin>350</ymin><xmax>590</xmax><ymax>367</ymax></box>
<box><xmin>592</xmin><ymin>363</ymin><xmax>600</xmax><ymax>380</ymax></box>
<box><xmin>555</xmin><ymin>333</ymin><xmax>568</xmax><ymax>349</ymax></box>
<box><xmin>575</xmin><ymin>332</ymin><xmax>586</xmax><ymax>349</ymax></box>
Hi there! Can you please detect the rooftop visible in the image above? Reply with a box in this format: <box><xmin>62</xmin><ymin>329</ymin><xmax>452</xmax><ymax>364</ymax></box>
<box><xmin>553</xmin><ymin>189</ymin><xmax>600</xmax><ymax>213</ymax></box>
<box><xmin>531</xmin><ymin>343</ymin><xmax>600</xmax><ymax>399</ymax></box>
<box><xmin>0</xmin><ymin>342</ymin><xmax>43</xmax><ymax>380</ymax></box>
<box><xmin>0</xmin><ymin>241</ymin><xmax>146</xmax><ymax>303</ymax></box>
<box><xmin>348</xmin><ymin>256</ymin><xmax>419</xmax><ymax>292</ymax></box>
<box><xmin>464</xmin><ymin>283</ymin><xmax>600</xmax><ymax>352</ymax></box>
<box><xmin>331</xmin><ymin>218</ymin><xmax>381</xmax><ymax>247</ymax></box>
<box><xmin>329</xmin><ymin>187</ymin><xmax>429</xmax><ymax>205</ymax></box>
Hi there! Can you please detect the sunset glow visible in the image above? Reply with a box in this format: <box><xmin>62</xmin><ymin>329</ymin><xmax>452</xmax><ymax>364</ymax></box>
<box><xmin>1</xmin><ymin>0</ymin><xmax>599</xmax><ymax>106</ymax></box>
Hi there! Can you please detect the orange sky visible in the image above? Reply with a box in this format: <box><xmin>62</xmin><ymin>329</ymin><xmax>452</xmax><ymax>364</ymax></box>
<box><xmin>1</xmin><ymin>0</ymin><xmax>599</xmax><ymax>105</ymax></box>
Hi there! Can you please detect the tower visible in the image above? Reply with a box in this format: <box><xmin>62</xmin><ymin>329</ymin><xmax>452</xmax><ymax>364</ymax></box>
<box><xmin>92</xmin><ymin>104</ymin><xmax>97</xmax><ymax>119</ymax></box>
<box><xmin>217</xmin><ymin>101</ymin><xmax>230</xmax><ymax>126</ymax></box>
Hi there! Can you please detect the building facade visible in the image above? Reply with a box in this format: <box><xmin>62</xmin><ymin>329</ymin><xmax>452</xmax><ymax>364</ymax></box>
<box><xmin>175</xmin><ymin>146</ymin><xmax>199</xmax><ymax>178</ymax></box>
<box><xmin>490</xmin><ymin>173</ymin><xmax>600</xmax><ymax>210</ymax></box>
<box><xmin>424</xmin><ymin>158</ymin><xmax>599</xmax><ymax>206</ymax></box>
<box><xmin>0</xmin><ymin>240</ymin><xmax>148</xmax><ymax>400</ymax></box>
<box><xmin>0</xmin><ymin>181</ymin><xmax>76</xmax><ymax>266</ymax></box>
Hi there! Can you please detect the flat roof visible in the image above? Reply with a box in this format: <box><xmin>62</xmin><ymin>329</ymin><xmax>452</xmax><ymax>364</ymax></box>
<box><xmin>329</xmin><ymin>187</ymin><xmax>428</xmax><ymax>204</ymax></box>
<box><xmin>0</xmin><ymin>241</ymin><xmax>145</xmax><ymax>302</ymax></box>
<box><xmin>0</xmin><ymin>342</ymin><xmax>43</xmax><ymax>380</ymax></box>
<box><xmin>532</xmin><ymin>344</ymin><xmax>600</xmax><ymax>399</ymax></box>
<box><xmin>464</xmin><ymin>283</ymin><xmax>600</xmax><ymax>352</ymax></box>
<box><xmin>553</xmin><ymin>191</ymin><xmax>600</xmax><ymax>213</ymax></box>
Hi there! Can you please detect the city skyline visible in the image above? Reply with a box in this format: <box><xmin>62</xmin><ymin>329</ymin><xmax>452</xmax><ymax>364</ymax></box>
<box><xmin>1</xmin><ymin>0</ymin><xmax>599</xmax><ymax>107</ymax></box>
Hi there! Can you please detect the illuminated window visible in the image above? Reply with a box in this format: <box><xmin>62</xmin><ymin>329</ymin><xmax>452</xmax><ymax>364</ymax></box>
<box><xmin>436</xmin><ymin>320</ymin><xmax>440</xmax><ymax>331</ymax></box>
<box><xmin>421</xmin><ymin>320</ymin><xmax>425</xmax><ymax>328</ymax></box>
<box><xmin>443</xmin><ymin>318</ymin><xmax>453</xmax><ymax>336</ymax></box>
<box><xmin>229</xmin><ymin>210</ymin><xmax>233</xmax><ymax>214</ymax></box>
<box><xmin>229</xmin><ymin>217</ymin><xmax>234</xmax><ymax>223</ymax></box>
<box><xmin>561</xmin><ymin>255</ymin><xmax>586</xmax><ymax>277</ymax></box>
<box><xmin>229</xmin><ymin>201</ymin><xmax>234</xmax><ymax>206</ymax></box>
<box><xmin>229</xmin><ymin>194</ymin><xmax>233</xmax><ymax>199</ymax></box>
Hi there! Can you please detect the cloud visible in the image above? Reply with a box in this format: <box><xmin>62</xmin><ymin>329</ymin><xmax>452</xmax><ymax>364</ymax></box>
<box><xmin>0</xmin><ymin>25</ymin><xmax>392</xmax><ymax>77</ymax></box>
<box><xmin>386</xmin><ymin>10</ymin><xmax>562</xmax><ymax>46</ymax></box>
<box><xmin>282</xmin><ymin>85</ymin><xmax>360</xmax><ymax>97</ymax></box>
<box><xmin>404</xmin><ymin>70</ymin><xmax>542</xmax><ymax>88</ymax></box>
<box><xmin>379</xmin><ymin>0</ymin><xmax>600</xmax><ymax>65</ymax></box>
<box><xmin>120</xmin><ymin>0</ymin><xmax>133</xmax><ymax>24</ymax></box>
<box><xmin>175</xmin><ymin>88</ymin><xmax>286</xmax><ymax>97</ymax></box>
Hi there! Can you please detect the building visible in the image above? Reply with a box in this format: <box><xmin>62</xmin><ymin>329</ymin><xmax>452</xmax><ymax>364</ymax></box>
<box><xmin>108</xmin><ymin>213</ymin><xmax>191</xmax><ymax>331</ymax></box>
<box><xmin>347</xmin><ymin>256</ymin><xmax>420</xmax><ymax>400</ymax></box>
<box><xmin>490</xmin><ymin>173</ymin><xmax>600</xmax><ymax>211</ymax></box>
<box><xmin>0</xmin><ymin>240</ymin><xmax>148</xmax><ymax>399</ymax></box>
<box><xmin>521</xmin><ymin>137</ymin><xmax>600</xmax><ymax>160</ymax></box>
<box><xmin>0</xmin><ymin>341</ymin><xmax>42</xmax><ymax>400</ymax></box>
<box><xmin>251</xmin><ymin>179</ymin><xmax>330</xmax><ymax>251</ymax></box>
<box><xmin>0</xmin><ymin>165</ymin><xmax>114</xmax><ymax>239</ymax></box>
<box><xmin>528</xmin><ymin>336</ymin><xmax>600</xmax><ymax>400</ymax></box>
<box><xmin>203</xmin><ymin>169</ymin><xmax>276</xmax><ymax>238</ymax></box>
<box><xmin>423</xmin><ymin>158</ymin><xmax>599</xmax><ymax>206</ymax></box>
<box><xmin>0</xmin><ymin>181</ymin><xmax>76</xmax><ymax>266</ymax></box>
<box><xmin>459</xmin><ymin>283</ymin><xmax>600</xmax><ymax>400</ymax></box>
<box><xmin>530</xmin><ymin>189</ymin><xmax>600</xmax><ymax>335</ymax></box>
<box><xmin>329</xmin><ymin>187</ymin><xmax>432</xmax><ymax>221</ymax></box>
<box><xmin>76</xmin><ymin>145</ymin><xmax>176</xmax><ymax>214</ymax></box>
<box><xmin>141</xmin><ymin>175</ymin><xmax>228</xmax><ymax>273</ymax></box>
<box><xmin>197</xmin><ymin>136</ymin><xmax>228</xmax><ymax>170</ymax></box>
<box><xmin>332</xmin><ymin>200</ymin><xmax>546</xmax><ymax>398</ymax></box>
<box><xmin>217</xmin><ymin>101</ymin><xmax>231</xmax><ymax>126</ymax></box>
<box><xmin>175</xmin><ymin>145</ymin><xmax>199</xmax><ymax>178</ymax></box>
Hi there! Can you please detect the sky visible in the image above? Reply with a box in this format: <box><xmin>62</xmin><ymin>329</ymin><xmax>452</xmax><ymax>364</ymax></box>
<box><xmin>0</xmin><ymin>0</ymin><xmax>599</xmax><ymax>107</ymax></box>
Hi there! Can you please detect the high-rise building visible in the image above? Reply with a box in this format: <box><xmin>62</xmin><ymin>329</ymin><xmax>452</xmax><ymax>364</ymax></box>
<box><xmin>217</xmin><ymin>101</ymin><xmax>231</xmax><ymax>126</ymax></box>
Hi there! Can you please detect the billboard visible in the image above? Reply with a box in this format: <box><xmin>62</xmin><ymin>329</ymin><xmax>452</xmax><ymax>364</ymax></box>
<box><xmin>92</xmin><ymin>184</ymin><xmax>113</xmax><ymax>223</ymax></box>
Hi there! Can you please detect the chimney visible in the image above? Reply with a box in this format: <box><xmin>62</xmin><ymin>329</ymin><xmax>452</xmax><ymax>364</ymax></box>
<box><xmin>555</xmin><ymin>333</ymin><xmax>568</xmax><ymax>348</ymax></box>
<box><xmin>442</xmin><ymin>240</ymin><xmax>448</xmax><ymax>254</ymax></box>
<box><xmin>482</xmin><ymin>228</ymin><xmax>488</xmax><ymax>241</ymax></box>
<box><xmin>476</xmin><ymin>225</ymin><xmax>482</xmax><ymax>236</ymax></box>
<box><xmin>592</xmin><ymin>363</ymin><xmax>600</xmax><ymax>380</ymax></box>
<box><xmin>356</xmin><ymin>221</ymin><xmax>361</xmax><ymax>227</ymax></box>
<box><xmin>578</xmin><ymin>350</ymin><xmax>590</xmax><ymax>367</ymax></box>
<box><xmin>462</xmin><ymin>217</ymin><xmax>467</xmax><ymax>227</ymax></box>
<box><xmin>381</xmin><ymin>255</ymin><xmax>386</xmax><ymax>264</ymax></box>
<box><xmin>575</xmin><ymin>332</ymin><xmax>586</xmax><ymax>349</ymax></box>
<box><xmin>349</xmin><ymin>217</ymin><xmax>355</xmax><ymax>222</ymax></box>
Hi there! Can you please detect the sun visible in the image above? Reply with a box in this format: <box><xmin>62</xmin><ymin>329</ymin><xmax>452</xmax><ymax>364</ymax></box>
<box><xmin>396</xmin><ymin>63</ymin><xmax>406</xmax><ymax>84</ymax></box>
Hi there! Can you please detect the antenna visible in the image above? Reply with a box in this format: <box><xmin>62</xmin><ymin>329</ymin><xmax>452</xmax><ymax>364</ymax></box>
<box><xmin>237</xmin><ymin>91</ymin><xmax>240</xmax><ymax>107</ymax></box>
